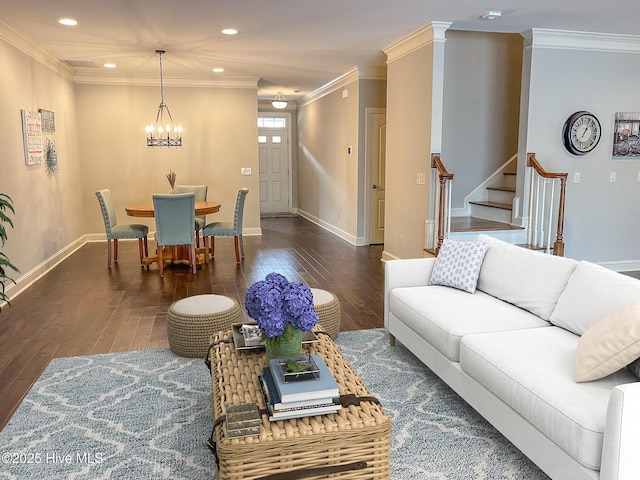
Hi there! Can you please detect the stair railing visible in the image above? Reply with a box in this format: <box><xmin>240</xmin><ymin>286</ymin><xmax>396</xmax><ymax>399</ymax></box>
<box><xmin>431</xmin><ymin>153</ymin><xmax>454</xmax><ymax>255</ymax></box>
<box><xmin>526</xmin><ymin>153</ymin><xmax>567</xmax><ymax>256</ymax></box>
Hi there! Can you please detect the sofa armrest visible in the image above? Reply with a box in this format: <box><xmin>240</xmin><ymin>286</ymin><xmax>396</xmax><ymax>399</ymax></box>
<box><xmin>384</xmin><ymin>258</ymin><xmax>435</xmax><ymax>329</ymax></box>
<box><xmin>601</xmin><ymin>382</ymin><xmax>640</xmax><ymax>480</ymax></box>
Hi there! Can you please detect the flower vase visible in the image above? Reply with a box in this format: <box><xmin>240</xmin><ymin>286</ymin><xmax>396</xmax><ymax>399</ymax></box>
<box><xmin>265</xmin><ymin>327</ymin><xmax>302</xmax><ymax>360</ymax></box>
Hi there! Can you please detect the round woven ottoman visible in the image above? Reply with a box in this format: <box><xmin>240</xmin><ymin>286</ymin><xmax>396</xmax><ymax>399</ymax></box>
<box><xmin>167</xmin><ymin>294</ymin><xmax>241</xmax><ymax>357</ymax></box>
<box><xmin>310</xmin><ymin>288</ymin><xmax>341</xmax><ymax>340</ymax></box>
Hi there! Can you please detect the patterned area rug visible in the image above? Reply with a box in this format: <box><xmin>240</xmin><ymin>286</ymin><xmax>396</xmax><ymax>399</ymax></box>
<box><xmin>0</xmin><ymin>329</ymin><xmax>548</xmax><ymax>479</ymax></box>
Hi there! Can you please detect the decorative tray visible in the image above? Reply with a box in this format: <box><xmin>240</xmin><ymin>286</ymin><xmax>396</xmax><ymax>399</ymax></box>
<box><xmin>231</xmin><ymin>323</ymin><xmax>318</xmax><ymax>350</ymax></box>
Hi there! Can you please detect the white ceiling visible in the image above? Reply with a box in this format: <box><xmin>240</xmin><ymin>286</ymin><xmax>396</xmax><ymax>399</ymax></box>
<box><xmin>2</xmin><ymin>0</ymin><xmax>639</xmax><ymax>101</ymax></box>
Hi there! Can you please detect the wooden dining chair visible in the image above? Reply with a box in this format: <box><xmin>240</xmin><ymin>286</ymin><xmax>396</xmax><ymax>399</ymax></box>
<box><xmin>172</xmin><ymin>184</ymin><xmax>208</xmax><ymax>247</ymax></box>
<box><xmin>202</xmin><ymin>188</ymin><xmax>249</xmax><ymax>263</ymax></box>
<box><xmin>95</xmin><ymin>189</ymin><xmax>149</xmax><ymax>267</ymax></box>
<box><xmin>153</xmin><ymin>193</ymin><xmax>197</xmax><ymax>277</ymax></box>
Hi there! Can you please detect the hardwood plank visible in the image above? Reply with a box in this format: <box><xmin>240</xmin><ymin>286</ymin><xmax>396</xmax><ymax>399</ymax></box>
<box><xmin>0</xmin><ymin>216</ymin><xmax>384</xmax><ymax>430</ymax></box>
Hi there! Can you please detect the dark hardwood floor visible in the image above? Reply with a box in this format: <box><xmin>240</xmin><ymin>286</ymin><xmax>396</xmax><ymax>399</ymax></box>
<box><xmin>0</xmin><ymin>216</ymin><xmax>385</xmax><ymax>430</ymax></box>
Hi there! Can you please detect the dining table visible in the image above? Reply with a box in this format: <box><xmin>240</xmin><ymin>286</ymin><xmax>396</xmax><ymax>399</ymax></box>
<box><xmin>125</xmin><ymin>200</ymin><xmax>221</xmax><ymax>268</ymax></box>
<box><xmin>125</xmin><ymin>200</ymin><xmax>221</xmax><ymax>218</ymax></box>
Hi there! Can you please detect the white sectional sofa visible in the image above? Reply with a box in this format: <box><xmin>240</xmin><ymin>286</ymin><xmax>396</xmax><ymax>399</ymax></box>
<box><xmin>384</xmin><ymin>234</ymin><xmax>640</xmax><ymax>480</ymax></box>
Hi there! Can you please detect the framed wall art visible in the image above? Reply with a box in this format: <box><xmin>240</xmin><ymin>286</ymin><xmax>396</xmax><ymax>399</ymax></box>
<box><xmin>39</xmin><ymin>109</ymin><xmax>55</xmax><ymax>133</ymax></box>
<box><xmin>612</xmin><ymin>112</ymin><xmax>640</xmax><ymax>159</ymax></box>
<box><xmin>21</xmin><ymin>109</ymin><xmax>43</xmax><ymax>165</ymax></box>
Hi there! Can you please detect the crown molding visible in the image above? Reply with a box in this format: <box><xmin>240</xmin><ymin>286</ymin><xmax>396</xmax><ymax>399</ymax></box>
<box><xmin>297</xmin><ymin>65</ymin><xmax>386</xmax><ymax>107</ymax></box>
<box><xmin>522</xmin><ymin>28</ymin><xmax>640</xmax><ymax>53</ymax></box>
<box><xmin>73</xmin><ymin>71</ymin><xmax>260</xmax><ymax>88</ymax></box>
<box><xmin>0</xmin><ymin>19</ymin><xmax>75</xmax><ymax>81</ymax></box>
<box><xmin>384</xmin><ymin>21</ymin><xmax>452</xmax><ymax>64</ymax></box>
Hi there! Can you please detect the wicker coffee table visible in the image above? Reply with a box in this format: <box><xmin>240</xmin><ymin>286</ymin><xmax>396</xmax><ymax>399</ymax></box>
<box><xmin>207</xmin><ymin>329</ymin><xmax>391</xmax><ymax>480</ymax></box>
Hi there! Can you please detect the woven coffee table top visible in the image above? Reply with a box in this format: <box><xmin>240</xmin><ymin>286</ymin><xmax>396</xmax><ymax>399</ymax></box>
<box><xmin>208</xmin><ymin>328</ymin><xmax>391</xmax><ymax>446</ymax></box>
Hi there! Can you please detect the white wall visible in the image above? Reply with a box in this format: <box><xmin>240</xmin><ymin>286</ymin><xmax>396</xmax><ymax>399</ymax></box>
<box><xmin>518</xmin><ymin>29</ymin><xmax>640</xmax><ymax>265</ymax></box>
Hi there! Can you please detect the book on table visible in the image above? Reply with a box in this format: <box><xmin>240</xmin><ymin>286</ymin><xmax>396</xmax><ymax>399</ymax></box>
<box><xmin>259</xmin><ymin>354</ymin><xmax>342</xmax><ymax>421</ymax></box>
<box><xmin>259</xmin><ymin>370</ymin><xmax>341</xmax><ymax>421</ymax></box>
<box><xmin>268</xmin><ymin>355</ymin><xmax>340</xmax><ymax>403</ymax></box>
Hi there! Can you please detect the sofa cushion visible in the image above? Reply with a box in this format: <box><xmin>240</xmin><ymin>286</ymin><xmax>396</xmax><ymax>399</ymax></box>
<box><xmin>460</xmin><ymin>327</ymin><xmax>637</xmax><ymax>470</ymax></box>
<box><xmin>428</xmin><ymin>239</ymin><xmax>488</xmax><ymax>293</ymax></box>
<box><xmin>388</xmin><ymin>285</ymin><xmax>549</xmax><ymax>361</ymax></box>
<box><xmin>476</xmin><ymin>234</ymin><xmax>578</xmax><ymax>321</ymax></box>
<box><xmin>550</xmin><ymin>261</ymin><xmax>640</xmax><ymax>336</ymax></box>
<box><xmin>575</xmin><ymin>301</ymin><xmax>640</xmax><ymax>382</ymax></box>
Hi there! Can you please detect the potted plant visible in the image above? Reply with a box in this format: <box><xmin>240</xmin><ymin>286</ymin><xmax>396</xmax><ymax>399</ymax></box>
<box><xmin>0</xmin><ymin>193</ymin><xmax>19</xmax><ymax>313</ymax></box>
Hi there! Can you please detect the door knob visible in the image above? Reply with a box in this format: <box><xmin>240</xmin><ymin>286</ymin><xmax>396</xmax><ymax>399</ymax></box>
<box><xmin>372</xmin><ymin>184</ymin><xmax>378</xmax><ymax>189</ymax></box>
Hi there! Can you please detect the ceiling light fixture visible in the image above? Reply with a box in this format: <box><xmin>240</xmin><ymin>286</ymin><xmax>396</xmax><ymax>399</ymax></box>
<box><xmin>480</xmin><ymin>10</ymin><xmax>502</xmax><ymax>20</ymax></box>
<box><xmin>145</xmin><ymin>50</ymin><xmax>182</xmax><ymax>147</ymax></box>
<box><xmin>104</xmin><ymin>63</ymin><xmax>116</xmax><ymax>69</ymax></box>
<box><xmin>212</xmin><ymin>67</ymin><xmax>224</xmax><ymax>73</ymax></box>
<box><xmin>271</xmin><ymin>91</ymin><xmax>288</xmax><ymax>109</ymax></box>
<box><xmin>222</xmin><ymin>28</ymin><xmax>238</xmax><ymax>35</ymax></box>
<box><xmin>58</xmin><ymin>18</ymin><xmax>77</xmax><ymax>26</ymax></box>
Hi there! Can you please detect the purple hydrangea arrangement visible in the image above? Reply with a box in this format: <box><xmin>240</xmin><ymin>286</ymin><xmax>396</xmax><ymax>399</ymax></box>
<box><xmin>244</xmin><ymin>273</ymin><xmax>318</xmax><ymax>346</ymax></box>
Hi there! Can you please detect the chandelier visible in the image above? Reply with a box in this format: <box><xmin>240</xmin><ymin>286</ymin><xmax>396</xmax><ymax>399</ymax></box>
<box><xmin>271</xmin><ymin>91</ymin><xmax>288</xmax><ymax>109</ymax></box>
<box><xmin>146</xmin><ymin>50</ymin><xmax>182</xmax><ymax>147</ymax></box>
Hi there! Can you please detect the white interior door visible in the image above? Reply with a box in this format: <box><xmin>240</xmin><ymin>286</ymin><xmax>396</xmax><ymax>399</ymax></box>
<box><xmin>369</xmin><ymin>114</ymin><xmax>386</xmax><ymax>244</ymax></box>
<box><xmin>258</xmin><ymin>128</ymin><xmax>290</xmax><ymax>214</ymax></box>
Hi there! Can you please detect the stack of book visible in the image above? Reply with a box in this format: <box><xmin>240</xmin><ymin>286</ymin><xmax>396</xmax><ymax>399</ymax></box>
<box><xmin>259</xmin><ymin>354</ymin><xmax>341</xmax><ymax>421</ymax></box>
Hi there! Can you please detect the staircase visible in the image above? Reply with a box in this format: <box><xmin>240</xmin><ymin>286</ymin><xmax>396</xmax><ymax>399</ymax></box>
<box><xmin>429</xmin><ymin>153</ymin><xmax>567</xmax><ymax>256</ymax></box>
<box><xmin>450</xmin><ymin>158</ymin><xmax>526</xmax><ymax>245</ymax></box>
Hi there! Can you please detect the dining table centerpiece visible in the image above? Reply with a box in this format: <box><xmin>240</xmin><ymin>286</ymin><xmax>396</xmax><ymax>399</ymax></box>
<box><xmin>244</xmin><ymin>272</ymin><xmax>318</xmax><ymax>359</ymax></box>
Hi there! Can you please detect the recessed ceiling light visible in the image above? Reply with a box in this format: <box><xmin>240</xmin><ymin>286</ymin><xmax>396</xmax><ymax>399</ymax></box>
<box><xmin>221</xmin><ymin>28</ymin><xmax>238</xmax><ymax>35</ymax></box>
<box><xmin>58</xmin><ymin>18</ymin><xmax>78</xmax><ymax>26</ymax></box>
<box><xmin>104</xmin><ymin>63</ymin><xmax>116</xmax><ymax>68</ymax></box>
<box><xmin>212</xmin><ymin>67</ymin><xmax>224</xmax><ymax>73</ymax></box>
<box><xmin>480</xmin><ymin>10</ymin><xmax>502</xmax><ymax>20</ymax></box>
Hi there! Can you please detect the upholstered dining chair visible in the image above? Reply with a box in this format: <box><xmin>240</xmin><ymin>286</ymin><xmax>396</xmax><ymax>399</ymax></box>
<box><xmin>202</xmin><ymin>188</ymin><xmax>249</xmax><ymax>263</ymax></box>
<box><xmin>172</xmin><ymin>184</ymin><xmax>208</xmax><ymax>247</ymax></box>
<box><xmin>153</xmin><ymin>193</ymin><xmax>197</xmax><ymax>277</ymax></box>
<box><xmin>95</xmin><ymin>189</ymin><xmax>149</xmax><ymax>268</ymax></box>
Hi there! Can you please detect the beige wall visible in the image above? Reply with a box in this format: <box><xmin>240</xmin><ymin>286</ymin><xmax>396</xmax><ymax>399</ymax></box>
<box><xmin>383</xmin><ymin>36</ymin><xmax>437</xmax><ymax>259</ymax></box>
<box><xmin>0</xmin><ymin>39</ymin><xmax>83</xmax><ymax>283</ymax></box>
<box><xmin>75</xmin><ymin>84</ymin><xmax>260</xmax><ymax>236</ymax></box>
<box><xmin>297</xmin><ymin>75</ymin><xmax>386</xmax><ymax>245</ymax></box>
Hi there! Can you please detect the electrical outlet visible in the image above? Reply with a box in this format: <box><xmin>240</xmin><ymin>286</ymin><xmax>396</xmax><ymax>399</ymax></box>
<box><xmin>416</xmin><ymin>172</ymin><xmax>426</xmax><ymax>184</ymax></box>
<box><xmin>241</xmin><ymin>167</ymin><xmax>252</xmax><ymax>176</ymax></box>
<box><xmin>399</xmin><ymin>234</ymin><xmax>403</xmax><ymax>246</ymax></box>
<box><xmin>610</xmin><ymin>172</ymin><xmax>616</xmax><ymax>183</ymax></box>
<box><xmin>573</xmin><ymin>172</ymin><xmax>581</xmax><ymax>184</ymax></box>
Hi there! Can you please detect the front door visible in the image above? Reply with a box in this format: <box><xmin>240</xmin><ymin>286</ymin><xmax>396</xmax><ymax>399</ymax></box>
<box><xmin>258</xmin><ymin>128</ymin><xmax>290</xmax><ymax>214</ymax></box>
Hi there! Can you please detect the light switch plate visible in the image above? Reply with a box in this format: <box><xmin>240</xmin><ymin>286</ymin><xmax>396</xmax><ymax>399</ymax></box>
<box><xmin>241</xmin><ymin>168</ymin><xmax>252</xmax><ymax>176</ymax></box>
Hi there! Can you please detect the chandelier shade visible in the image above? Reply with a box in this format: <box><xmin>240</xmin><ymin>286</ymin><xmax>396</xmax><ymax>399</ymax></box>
<box><xmin>146</xmin><ymin>50</ymin><xmax>182</xmax><ymax>147</ymax></box>
<box><xmin>271</xmin><ymin>91</ymin><xmax>288</xmax><ymax>109</ymax></box>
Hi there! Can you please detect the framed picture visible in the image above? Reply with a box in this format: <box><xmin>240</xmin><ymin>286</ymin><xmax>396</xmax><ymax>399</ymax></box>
<box><xmin>612</xmin><ymin>112</ymin><xmax>640</xmax><ymax>158</ymax></box>
<box><xmin>39</xmin><ymin>109</ymin><xmax>55</xmax><ymax>133</ymax></box>
<box><xmin>21</xmin><ymin>109</ymin><xmax>43</xmax><ymax>165</ymax></box>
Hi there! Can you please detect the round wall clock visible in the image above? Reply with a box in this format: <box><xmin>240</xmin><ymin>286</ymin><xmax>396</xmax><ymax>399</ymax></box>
<box><xmin>562</xmin><ymin>111</ymin><xmax>602</xmax><ymax>156</ymax></box>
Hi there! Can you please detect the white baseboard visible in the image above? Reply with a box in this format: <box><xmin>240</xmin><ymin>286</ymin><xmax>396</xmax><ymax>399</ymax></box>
<box><xmin>296</xmin><ymin>209</ymin><xmax>361</xmax><ymax>246</ymax></box>
<box><xmin>3</xmin><ymin>236</ymin><xmax>88</xmax><ymax>305</ymax></box>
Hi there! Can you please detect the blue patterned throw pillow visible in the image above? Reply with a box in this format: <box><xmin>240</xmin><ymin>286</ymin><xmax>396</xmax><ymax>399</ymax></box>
<box><xmin>429</xmin><ymin>239</ymin><xmax>489</xmax><ymax>293</ymax></box>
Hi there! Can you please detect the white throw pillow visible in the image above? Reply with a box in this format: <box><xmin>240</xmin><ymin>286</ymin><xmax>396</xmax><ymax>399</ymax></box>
<box><xmin>428</xmin><ymin>239</ymin><xmax>488</xmax><ymax>294</ymax></box>
<box><xmin>575</xmin><ymin>301</ymin><xmax>640</xmax><ymax>382</ymax></box>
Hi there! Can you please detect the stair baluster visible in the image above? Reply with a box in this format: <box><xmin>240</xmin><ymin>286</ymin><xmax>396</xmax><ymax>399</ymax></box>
<box><xmin>526</xmin><ymin>153</ymin><xmax>567</xmax><ymax>256</ymax></box>
<box><xmin>430</xmin><ymin>154</ymin><xmax>454</xmax><ymax>256</ymax></box>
